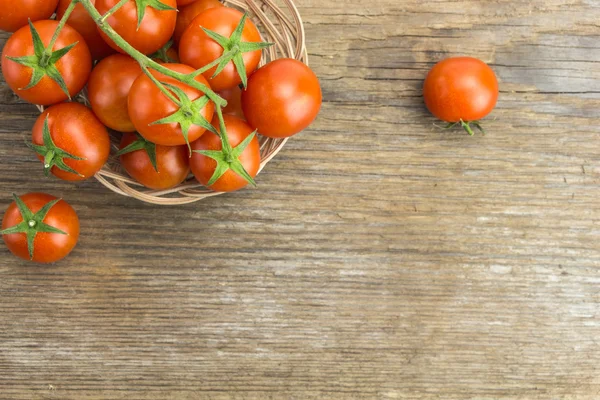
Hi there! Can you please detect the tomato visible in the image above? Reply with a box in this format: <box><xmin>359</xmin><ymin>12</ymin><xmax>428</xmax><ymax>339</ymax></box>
<box><xmin>30</xmin><ymin>103</ymin><xmax>111</xmax><ymax>181</ymax></box>
<box><xmin>88</xmin><ymin>54</ymin><xmax>142</xmax><ymax>132</ymax></box>
<box><xmin>423</xmin><ymin>57</ymin><xmax>498</xmax><ymax>123</ymax></box>
<box><xmin>128</xmin><ymin>63</ymin><xmax>215</xmax><ymax>147</ymax></box>
<box><xmin>179</xmin><ymin>7</ymin><xmax>263</xmax><ymax>91</ymax></box>
<box><xmin>119</xmin><ymin>133</ymin><xmax>190</xmax><ymax>190</ymax></box>
<box><xmin>1</xmin><ymin>193</ymin><xmax>80</xmax><ymax>263</ymax></box>
<box><xmin>242</xmin><ymin>58</ymin><xmax>322</xmax><ymax>138</ymax></box>
<box><xmin>1</xmin><ymin>20</ymin><xmax>92</xmax><ymax>106</ymax></box>
<box><xmin>190</xmin><ymin>115</ymin><xmax>260</xmax><ymax>192</ymax></box>
<box><xmin>56</xmin><ymin>0</ymin><xmax>115</xmax><ymax>60</ymax></box>
<box><xmin>0</xmin><ymin>0</ymin><xmax>59</xmax><ymax>32</ymax></box>
<box><xmin>173</xmin><ymin>0</ymin><xmax>222</xmax><ymax>45</ymax></box>
<box><xmin>151</xmin><ymin>42</ymin><xmax>180</xmax><ymax>64</ymax></box>
<box><xmin>218</xmin><ymin>85</ymin><xmax>245</xmax><ymax>120</ymax></box>
<box><xmin>96</xmin><ymin>0</ymin><xmax>177</xmax><ymax>55</ymax></box>
<box><xmin>177</xmin><ymin>0</ymin><xmax>197</xmax><ymax>6</ymax></box>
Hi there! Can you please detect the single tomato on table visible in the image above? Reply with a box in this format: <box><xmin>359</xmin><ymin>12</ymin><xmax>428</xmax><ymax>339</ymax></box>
<box><xmin>1</xmin><ymin>20</ymin><xmax>92</xmax><ymax>105</ymax></box>
<box><xmin>29</xmin><ymin>103</ymin><xmax>111</xmax><ymax>181</ymax></box>
<box><xmin>118</xmin><ymin>133</ymin><xmax>190</xmax><ymax>190</ymax></box>
<box><xmin>242</xmin><ymin>58</ymin><xmax>322</xmax><ymax>138</ymax></box>
<box><xmin>1</xmin><ymin>193</ymin><xmax>80</xmax><ymax>263</ymax></box>
<box><xmin>423</xmin><ymin>56</ymin><xmax>498</xmax><ymax>135</ymax></box>
<box><xmin>173</xmin><ymin>0</ymin><xmax>223</xmax><ymax>45</ymax></box>
<box><xmin>88</xmin><ymin>54</ymin><xmax>142</xmax><ymax>132</ymax></box>
<box><xmin>128</xmin><ymin>63</ymin><xmax>215</xmax><ymax>147</ymax></box>
<box><xmin>179</xmin><ymin>7</ymin><xmax>268</xmax><ymax>91</ymax></box>
<box><xmin>190</xmin><ymin>114</ymin><xmax>260</xmax><ymax>192</ymax></box>
<box><xmin>0</xmin><ymin>0</ymin><xmax>59</xmax><ymax>32</ymax></box>
<box><xmin>95</xmin><ymin>0</ymin><xmax>177</xmax><ymax>55</ymax></box>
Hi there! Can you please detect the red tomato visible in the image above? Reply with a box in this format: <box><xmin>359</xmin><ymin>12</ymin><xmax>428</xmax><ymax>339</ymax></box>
<box><xmin>96</xmin><ymin>0</ymin><xmax>177</xmax><ymax>55</ymax></box>
<box><xmin>88</xmin><ymin>54</ymin><xmax>142</xmax><ymax>132</ymax></box>
<box><xmin>2</xmin><ymin>193</ymin><xmax>80</xmax><ymax>263</ymax></box>
<box><xmin>242</xmin><ymin>58</ymin><xmax>322</xmax><ymax>138</ymax></box>
<box><xmin>128</xmin><ymin>63</ymin><xmax>215</xmax><ymax>146</ymax></box>
<box><xmin>423</xmin><ymin>57</ymin><xmax>499</xmax><ymax>123</ymax></box>
<box><xmin>0</xmin><ymin>0</ymin><xmax>59</xmax><ymax>32</ymax></box>
<box><xmin>218</xmin><ymin>85</ymin><xmax>245</xmax><ymax>120</ymax></box>
<box><xmin>119</xmin><ymin>133</ymin><xmax>190</xmax><ymax>190</ymax></box>
<box><xmin>179</xmin><ymin>7</ymin><xmax>263</xmax><ymax>91</ymax></box>
<box><xmin>31</xmin><ymin>103</ymin><xmax>111</xmax><ymax>181</ymax></box>
<box><xmin>173</xmin><ymin>0</ymin><xmax>222</xmax><ymax>45</ymax></box>
<box><xmin>1</xmin><ymin>20</ymin><xmax>92</xmax><ymax>105</ymax></box>
<box><xmin>56</xmin><ymin>0</ymin><xmax>115</xmax><ymax>60</ymax></box>
<box><xmin>190</xmin><ymin>115</ymin><xmax>260</xmax><ymax>192</ymax></box>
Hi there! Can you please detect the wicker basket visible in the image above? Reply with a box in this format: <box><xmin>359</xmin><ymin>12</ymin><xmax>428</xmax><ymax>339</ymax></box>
<box><xmin>39</xmin><ymin>0</ymin><xmax>308</xmax><ymax>205</ymax></box>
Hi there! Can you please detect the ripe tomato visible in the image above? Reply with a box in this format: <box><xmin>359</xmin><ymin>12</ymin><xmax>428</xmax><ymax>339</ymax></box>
<box><xmin>56</xmin><ymin>0</ymin><xmax>115</xmax><ymax>60</ymax></box>
<box><xmin>1</xmin><ymin>193</ymin><xmax>80</xmax><ymax>263</ymax></box>
<box><xmin>423</xmin><ymin>57</ymin><xmax>498</xmax><ymax>123</ymax></box>
<box><xmin>179</xmin><ymin>7</ymin><xmax>263</xmax><ymax>91</ymax></box>
<box><xmin>242</xmin><ymin>58</ymin><xmax>322</xmax><ymax>138</ymax></box>
<box><xmin>128</xmin><ymin>63</ymin><xmax>215</xmax><ymax>147</ymax></box>
<box><xmin>190</xmin><ymin>115</ymin><xmax>260</xmax><ymax>192</ymax></box>
<box><xmin>31</xmin><ymin>103</ymin><xmax>111</xmax><ymax>181</ymax></box>
<box><xmin>88</xmin><ymin>54</ymin><xmax>142</xmax><ymax>132</ymax></box>
<box><xmin>119</xmin><ymin>133</ymin><xmax>190</xmax><ymax>190</ymax></box>
<box><xmin>1</xmin><ymin>20</ymin><xmax>92</xmax><ymax>106</ymax></box>
<box><xmin>0</xmin><ymin>0</ymin><xmax>59</xmax><ymax>32</ymax></box>
<box><xmin>96</xmin><ymin>0</ymin><xmax>177</xmax><ymax>55</ymax></box>
<box><xmin>173</xmin><ymin>0</ymin><xmax>222</xmax><ymax>45</ymax></box>
<box><xmin>177</xmin><ymin>0</ymin><xmax>197</xmax><ymax>6</ymax></box>
<box><xmin>218</xmin><ymin>86</ymin><xmax>245</xmax><ymax>120</ymax></box>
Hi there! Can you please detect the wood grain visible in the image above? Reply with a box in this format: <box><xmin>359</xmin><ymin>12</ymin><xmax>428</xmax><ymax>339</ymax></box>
<box><xmin>1</xmin><ymin>0</ymin><xmax>600</xmax><ymax>398</ymax></box>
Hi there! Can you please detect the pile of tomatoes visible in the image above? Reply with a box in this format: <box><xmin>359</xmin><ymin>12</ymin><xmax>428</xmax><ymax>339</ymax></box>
<box><xmin>0</xmin><ymin>0</ymin><xmax>323</xmax><ymax>263</ymax></box>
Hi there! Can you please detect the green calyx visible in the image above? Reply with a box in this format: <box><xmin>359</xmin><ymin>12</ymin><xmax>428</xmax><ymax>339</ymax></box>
<box><xmin>149</xmin><ymin>40</ymin><xmax>177</xmax><ymax>63</ymax></box>
<box><xmin>26</xmin><ymin>115</ymin><xmax>86</xmax><ymax>178</ymax></box>
<box><xmin>444</xmin><ymin>119</ymin><xmax>486</xmax><ymax>136</ymax></box>
<box><xmin>0</xmin><ymin>194</ymin><xmax>67</xmax><ymax>260</ymax></box>
<box><xmin>193</xmin><ymin>109</ymin><xmax>257</xmax><ymax>188</ymax></box>
<box><xmin>202</xmin><ymin>13</ymin><xmax>273</xmax><ymax>88</ymax></box>
<box><xmin>116</xmin><ymin>133</ymin><xmax>159</xmax><ymax>172</ymax></box>
<box><xmin>134</xmin><ymin>0</ymin><xmax>176</xmax><ymax>29</ymax></box>
<box><xmin>6</xmin><ymin>20</ymin><xmax>78</xmax><ymax>99</ymax></box>
<box><xmin>150</xmin><ymin>82</ymin><xmax>218</xmax><ymax>153</ymax></box>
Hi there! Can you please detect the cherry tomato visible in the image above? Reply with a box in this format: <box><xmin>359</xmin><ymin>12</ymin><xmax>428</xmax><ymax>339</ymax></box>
<box><xmin>242</xmin><ymin>58</ymin><xmax>322</xmax><ymax>138</ymax></box>
<box><xmin>190</xmin><ymin>115</ymin><xmax>260</xmax><ymax>192</ymax></box>
<box><xmin>128</xmin><ymin>63</ymin><xmax>215</xmax><ymax>146</ymax></box>
<box><xmin>173</xmin><ymin>0</ymin><xmax>222</xmax><ymax>45</ymax></box>
<box><xmin>88</xmin><ymin>54</ymin><xmax>142</xmax><ymax>132</ymax></box>
<box><xmin>0</xmin><ymin>0</ymin><xmax>59</xmax><ymax>32</ymax></box>
<box><xmin>218</xmin><ymin>85</ymin><xmax>245</xmax><ymax>120</ymax></box>
<box><xmin>96</xmin><ymin>0</ymin><xmax>177</xmax><ymax>55</ymax></box>
<box><xmin>423</xmin><ymin>57</ymin><xmax>498</xmax><ymax>123</ymax></box>
<box><xmin>119</xmin><ymin>133</ymin><xmax>190</xmax><ymax>190</ymax></box>
<box><xmin>2</xmin><ymin>193</ymin><xmax>80</xmax><ymax>263</ymax></box>
<box><xmin>56</xmin><ymin>0</ymin><xmax>115</xmax><ymax>60</ymax></box>
<box><xmin>31</xmin><ymin>103</ymin><xmax>111</xmax><ymax>181</ymax></box>
<box><xmin>1</xmin><ymin>20</ymin><xmax>92</xmax><ymax>106</ymax></box>
<box><xmin>179</xmin><ymin>7</ymin><xmax>263</xmax><ymax>91</ymax></box>
<box><xmin>177</xmin><ymin>0</ymin><xmax>197</xmax><ymax>6</ymax></box>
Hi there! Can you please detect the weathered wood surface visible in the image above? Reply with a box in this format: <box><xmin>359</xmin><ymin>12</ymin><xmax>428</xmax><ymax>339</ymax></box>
<box><xmin>1</xmin><ymin>0</ymin><xmax>600</xmax><ymax>398</ymax></box>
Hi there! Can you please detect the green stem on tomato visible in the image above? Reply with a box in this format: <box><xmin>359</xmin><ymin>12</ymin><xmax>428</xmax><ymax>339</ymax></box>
<box><xmin>77</xmin><ymin>0</ymin><xmax>227</xmax><ymax>109</ymax></box>
<box><xmin>100</xmin><ymin>0</ymin><xmax>129</xmax><ymax>24</ymax></box>
<box><xmin>141</xmin><ymin>65</ymin><xmax>181</xmax><ymax>105</ymax></box>
<box><xmin>41</xmin><ymin>0</ymin><xmax>78</xmax><ymax>66</ymax></box>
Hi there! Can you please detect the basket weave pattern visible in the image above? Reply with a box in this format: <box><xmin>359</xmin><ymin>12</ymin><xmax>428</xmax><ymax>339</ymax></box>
<box><xmin>41</xmin><ymin>0</ymin><xmax>308</xmax><ymax>205</ymax></box>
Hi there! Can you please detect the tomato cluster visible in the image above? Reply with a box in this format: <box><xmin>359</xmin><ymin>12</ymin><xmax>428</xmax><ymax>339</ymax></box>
<box><xmin>0</xmin><ymin>0</ymin><xmax>323</xmax><ymax>263</ymax></box>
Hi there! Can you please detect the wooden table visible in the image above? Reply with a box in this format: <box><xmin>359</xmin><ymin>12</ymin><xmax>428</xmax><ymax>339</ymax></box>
<box><xmin>1</xmin><ymin>0</ymin><xmax>600</xmax><ymax>398</ymax></box>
